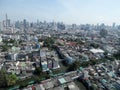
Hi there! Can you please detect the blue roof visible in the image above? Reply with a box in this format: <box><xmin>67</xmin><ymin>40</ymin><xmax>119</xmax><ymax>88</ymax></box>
<box><xmin>66</xmin><ymin>56</ymin><xmax>75</xmax><ymax>64</ymax></box>
<box><xmin>58</xmin><ymin>78</ymin><xmax>66</xmax><ymax>84</ymax></box>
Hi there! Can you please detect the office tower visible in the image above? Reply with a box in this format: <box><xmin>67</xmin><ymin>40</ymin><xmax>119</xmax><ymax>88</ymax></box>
<box><xmin>7</xmin><ymin>19</ymin><xmax>10</xmax><ymax>27</ymax></box>
<box><xmin>0</xmin><ymin>22</ymin><xmax>2</xmax><ymax>31</ymax></box>
<box><xmin>23</xmin><ymin>19</ymin><xmax>27</xmax><ymax>29</ymax></box>
<box><xmin>30</xmin><ymin>22</ymin><xmax>33</xmax><ymax>28</ymax></box>
<box><xmin>52</xmin><ymin>22</ymin><xmax>57</xmax><ymax>31</ymax></box>
<box><xmin>5</xmin><ymin>14</ymin><xmax>10</xmax><ymax>28</ymax></box>
<box><xmin>15</xmin><ymin>21</ymin><xmax>20</xmax><ymax>29</ymax></box>
<box><xmin>37</xmin><ymin>19</ymin><xmax>39</xmax><ymax>25</ymax></box>
<box><xmin>72</xmin><ymin>24</ymin><xmax>77</xmax><ymax>30</ymax></box>
<box><xmin>100</xmin><ymin>23</ymin><xmax>105</xmax><ymax>30</ymax></box>
<box><xmin>112</xmin><ymin>22</ymin><xmax>116</xmax><ymax>28</ymax></box>
<box><xmin>5</xmin><ymin>14</ymin><xmax>8</xmax><ymax>29</ymax></box>
<box><xmin>57</xmin><ymin>22</ymin><xmax>65</xmax><ymax>30</ymax></box>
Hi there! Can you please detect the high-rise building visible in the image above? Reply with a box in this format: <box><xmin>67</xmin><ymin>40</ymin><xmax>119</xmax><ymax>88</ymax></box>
<box><xmin>112</xmin><ymin>22</ymin><xmax>116</xmax><ymax>28</ymax></box>
<box><xmin>15</xmin><ymin>21</ymin><xmax>20</xmax><ymax>29</ymax></box>
<box><xmin>4</xmin><ymin>14</ymin><xmax>11</xmax><ymax>28</ymax></box>
<box><xmin>30</xmin><ymin>22</ymin><xmax>33</xmax><ymax>28</ymax></box>
<box><xmin>5</xmin><ymin>14</ymin><xmax>8</xmax><ymax>29</ymax></box>
<box><xmin>72</xmin><ymin>24</ymin><xmax>77</xmax><ymax>30</ymax></box>
<box><xmin>23</xmin><ymin>19</ymin><xmax>27</xmax><ymax>29</ymax></box>
<box><xmin>7</xmin><ymin>19</ymin><xmax>10</xmax><ymax>27</ymax></box>
<box><xmin>37</xmin><ymin>19</ymin><xmax>39</xmax><ymax>25</ymax></box>
<box><xmin>0</xmin><ymin>22</ymin><xmax>2</xmax><ymax>31</ymax></box>
<box><xmin>57</xmin><ymin>22</ymin><xmax>65</xmax><ymax>30</ymax></box>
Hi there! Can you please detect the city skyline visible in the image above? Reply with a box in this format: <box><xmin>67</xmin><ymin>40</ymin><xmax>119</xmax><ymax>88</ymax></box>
<box><xmin>1</xmin><ymin>0</ymin><xmax>120</xmax><ymax>25</ymax></box>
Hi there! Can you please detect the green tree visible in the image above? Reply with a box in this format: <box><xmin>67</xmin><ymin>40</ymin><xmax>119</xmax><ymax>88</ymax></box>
<box><xmin>68</xmin><ymin>61</ymin><xmax>80</xmax><ymax>71</ymax></box>
<box><xmin>75</xmin><ymin>39</ymin><xmax>84</xmax><ymax>44</ymax></box>
<box><xmin>34</xmin><ymin>67</ymin><xmax>42</xmax><ymax>75</ymax></box>
<box><xmin>19</xmin><ymin>40</ymin><xmax>22</xmax><ymax>44</ymax></box>
<box><xmin>3</xmin><ymin>39</ymin><xmax>15</xmax><ymax>44</ymax></box>
<box><xmin>6</xmin><ymin>74</ymin><xmax>17</xmax><ymax>86</ymax></box>
<box><xmin>80</xmin><ymin>61</ymin><xmax>92</xmax><ymax>67</ymax></box>
<box><xmin>1</xmin><ymin>45</ymin><xmax>9</xmax><ymax>52</ymax></box>
<box><xmin>0</xmin><ymin>69</ymin><xmax>7</xmax><ymax>87</ymax></box>
<box><xmin>113</xmin><ymin>50</ymin><xmax>120</xmax><ymax>59</ymax></box>
<box><xmin>9</xmin><ymin>39</ymin><xmax>15</xmax><ymax>43</ymax></box>
<box><xmin>90</xmin><ymin>60</ymin><xmax>98</xmax><ymax>65</ymax></box>
<box><xmin>90</xmin><ymin>43</ymin><xmax>99</xmax><ymax>48</ymax></box>
<box><xmin>43</xmin><ymin>37</ymin><xmax>55</xmax><ymax>48</ymax></box>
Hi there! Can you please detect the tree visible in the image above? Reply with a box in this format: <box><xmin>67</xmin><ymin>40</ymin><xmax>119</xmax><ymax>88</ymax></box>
<box><xmin>90</xmin><ymin>60</ymin><xmax>98</xmax><ymax>65</ymax></box>
<box><xmin>68</xmin><ymin>61</ymin><xmax>80</xmax><ymax>71</ymax></box>
<box><xmin>34</xmin><ymin>67</ymin><xmax>42</xmax><ymax>75</ymax></box>
<box><xmin>1</xmin><ymin>45</ymin><xmax>9</xmax><ymax>52</ymax></box>
<box><xmin>3</xmin><ymin>39</ymin><xmax>15</xmax><ymax>44</ymax></box>
<box><xmin>81</xmin><ymin>61</ymin><xmax>90</xmax><ymax>67</ymax></box>
<box><xmin>113</xmin><ymin>50</ymin><xmax>120</xmax><ymax>59</ymax></box>
<box><xmin>19</xmin><ymin>40</ymin><xmax>23</xmax><ymax>44</ymax></box>
<box><xmin>44</xmin><ymin>73</ymin><xmax>50</xmax><ymax>79</ymax></box>
<box><xmin>75</xmin><ymin>39</ymin><xmax>84</xmax><ymax>44</ymax></box>
<box><xmin>90</xmin><ymin>43</ymin><xmax>99</xmax><ymax>48</ymax></box>
<box><xmin>6</xmin><ymin>74</ymin><xmax>17</xmax><ymax>86</ymax></box>
<box><xmin>9</xmin><ymin>39</ymin><xmax>15</xmax><ymax>43</ymax></box>
<box><xmin>0</xmin><ymin>69</ymin><xmax>7</xmax><ymax>87</ymax></box>
<box><xmin>43</xmin><ymin>37</ymin><xmax>55</xmax><ymax>48</ymax></box>
<box><xmin>32</xmin><ymin>63</ymin><xmax>37</xmax><ymax>68</ymax></box>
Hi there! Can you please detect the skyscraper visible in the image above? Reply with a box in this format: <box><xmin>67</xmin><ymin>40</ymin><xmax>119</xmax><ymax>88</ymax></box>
<box><xmin>112</xmin><ymin>22</ymin><xmax>116</xmax><ymax>28</ymax></box>
<box><xmin>5</xmin><ymin>14</ymin><xmax>11</xmax><ymax>29</ymax></box>
<box><xmin>7</xmin><ymin>19</ymin><xmax>10</xmax><ymax>27</ymax></box>
<box><xmin>23</xmin><ymin>19</ymin><xmax>27</xmax><ymax>29</ymax></box>
<box><xmin>0</xmin><ymin>22</ymin><xmax>2</xmax><ymax>31</ymax></box>
<box><xmin>5</xmin><ymin>14</ymin><xmax>8</xmax><ymax>29</ymax></box>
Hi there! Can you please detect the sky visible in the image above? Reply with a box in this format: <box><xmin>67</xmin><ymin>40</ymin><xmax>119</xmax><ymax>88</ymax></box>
<box><xmin>0</xmin><ymin>0</ymin><xmax>120</xmax><ymax>25</ymax></box>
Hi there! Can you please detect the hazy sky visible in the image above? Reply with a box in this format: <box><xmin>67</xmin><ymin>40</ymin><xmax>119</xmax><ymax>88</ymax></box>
<box><xmin>0</xmin><ymin>0</ymin><xmax>120</xmax><ymax>25</ymax></box>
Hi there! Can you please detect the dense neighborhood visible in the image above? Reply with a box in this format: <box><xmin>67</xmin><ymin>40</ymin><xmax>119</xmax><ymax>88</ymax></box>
<box><xmin>0</xmin><ymin>17</ymin><xmax>120</xmax><ymax>90</ymax></box>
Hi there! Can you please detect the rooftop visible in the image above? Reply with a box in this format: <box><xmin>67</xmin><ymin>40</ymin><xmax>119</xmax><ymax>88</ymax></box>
<box><xmin>90</xmin><ymin>48</ymin><xmax>104</xmax><ymax>54</ymax></box>
<box><xmin>58</xmin><ymin>78</ymin><xmax>66</xmax><ymax>84</ymax></box>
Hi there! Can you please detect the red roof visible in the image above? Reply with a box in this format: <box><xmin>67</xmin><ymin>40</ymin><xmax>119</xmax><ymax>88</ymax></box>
<box><xmin>66</xmin><ymin>42</ymin><xmax>77</xmax><ymax>46</ymax></box>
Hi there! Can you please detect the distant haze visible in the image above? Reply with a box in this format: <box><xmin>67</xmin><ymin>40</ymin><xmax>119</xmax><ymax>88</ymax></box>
<box><xmin>0</xmin><ymin>0</ymin><xmax>120</xmax><ymax>25</ymax></box>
